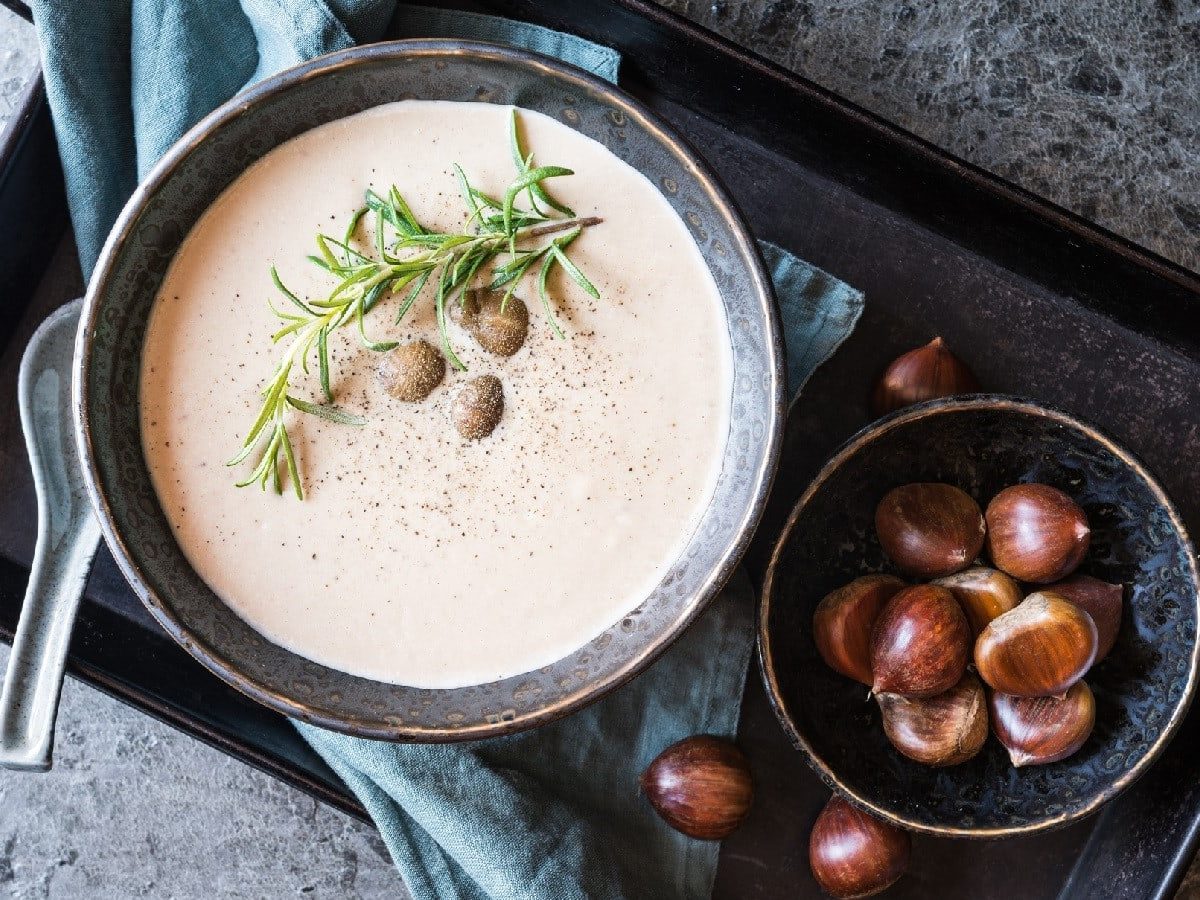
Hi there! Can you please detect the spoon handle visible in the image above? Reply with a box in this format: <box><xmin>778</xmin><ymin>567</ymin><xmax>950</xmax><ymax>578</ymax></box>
<box><xmin>0</xmin><ymin>299</ymin><xmax>100</xmax><ymax>771</ymax></box>
<box><xmin>0</xmin><ymin>518</ymin><xmax>100</xmax><ymax>770</ymax></box>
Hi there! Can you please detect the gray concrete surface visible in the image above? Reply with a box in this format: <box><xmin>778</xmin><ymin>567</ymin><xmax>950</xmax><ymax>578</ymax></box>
<box><xmin>2</xmin><ymin>1</ymin><xmax>1199</xmax><ymax>897</ymax></box>
<box><xmin>0</xmin><ymin>5</ymin><xmax>37</xmax><ymax>131</ymax></box>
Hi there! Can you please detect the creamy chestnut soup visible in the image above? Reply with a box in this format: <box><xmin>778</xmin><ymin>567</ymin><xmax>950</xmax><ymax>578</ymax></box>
<box><xmin>140</xmin><ymin>102</ymin><xmax>731</xmax><ymax>688</ymax></box>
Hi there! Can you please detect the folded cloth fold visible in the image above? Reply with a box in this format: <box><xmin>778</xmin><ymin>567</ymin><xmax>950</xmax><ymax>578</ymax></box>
<box><xmin>28</xmin><ymin>3</ymin><xmax>864</xmax><ymax>897</ymax></box>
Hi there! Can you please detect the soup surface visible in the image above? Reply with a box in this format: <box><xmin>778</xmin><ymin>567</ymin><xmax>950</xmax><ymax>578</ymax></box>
<box><xmin>140</xmin><ymin>101</ymin><xmax>731</xmax><ymax>687</ymax></box>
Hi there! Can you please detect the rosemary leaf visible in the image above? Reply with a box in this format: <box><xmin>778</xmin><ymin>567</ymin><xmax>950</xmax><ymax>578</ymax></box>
<box><xmin>394</xmin><ymin>269</ymin><xmax>432</xmax><ymax>324</ymax></box>
<box><xmin>271</xmin><ymin>266</ymin><xmax>315</xmax><ymax>316</ymax></box>
<box><xmin>342</xmin><ymin>207</ymin><xmax>368</xmax><ymax>264</ymax></box>
<box><xmin>286</xmin><ymin>395</ymin><xmax>367</xmax><ymax>426</ymax></box>
<box><xmin>503</xmin><ymin>166</ymin><xmax>573</xmax><ymax>235</ymax></box>
<box><xmin>509</xmin><ymin>107</ymin><xmax>574</xmax><ymax>217</ymax></box>
<box><xmin>279</xmin><ymin>425</ymin><xmax>303</xmax><ymax>500</ymax></box>
<box><xmin>356</xmin><ymin>300</ymin><xmax>399</xmax><ymax>352</ymax></box>
<box><xmin>537</xmin><ymin>252</ymin><xmax>567</xmax><ymax>340</ymax></box>
<box><xmin>317</xmin><ymin>327</ymin><xmax>332</xmax><ymax>402</ymax></box>
<box><xmin>550</xmin><ymin>244</ymin><xmax>599</xmax><ymax>299</ymax></box>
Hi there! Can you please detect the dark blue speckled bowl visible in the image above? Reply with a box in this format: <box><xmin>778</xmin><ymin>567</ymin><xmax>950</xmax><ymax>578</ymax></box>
<box><xmin>760</xmin><ymin>395</ymin><xmax>1199</xmax><ymax>837</ymax></box>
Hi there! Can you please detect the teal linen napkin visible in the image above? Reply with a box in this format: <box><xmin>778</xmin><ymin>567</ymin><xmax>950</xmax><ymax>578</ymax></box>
<box><xmin>29</xmin><ymin>3</ymin><xmax>864</xmax><ymax>898</ymax></box>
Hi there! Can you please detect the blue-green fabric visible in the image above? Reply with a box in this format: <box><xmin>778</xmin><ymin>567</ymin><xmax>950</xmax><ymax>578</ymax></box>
<box><xmin>30</xmin><ymin>4</ymin><xmax>864</xmax><ymax>898</ymax></box>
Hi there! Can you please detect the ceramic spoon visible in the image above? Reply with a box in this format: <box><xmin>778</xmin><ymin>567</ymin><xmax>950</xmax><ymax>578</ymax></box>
<box><xmin>0</xmin><ymin>299</ymin><xmax>100</xmax><ymax>770</ymax></box>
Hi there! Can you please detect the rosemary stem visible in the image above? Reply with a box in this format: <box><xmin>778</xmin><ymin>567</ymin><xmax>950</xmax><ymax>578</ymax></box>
<box><xmin>522</xmin><ymin>216</ymin><xmax>604</xmax><ymax>238</ymax></box>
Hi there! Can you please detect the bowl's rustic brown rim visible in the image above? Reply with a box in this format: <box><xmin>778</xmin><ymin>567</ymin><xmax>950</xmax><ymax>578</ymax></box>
<box><xmin>758</xmin><ymin>393</ymin><xmax>1200</xmax><ymax>838</ymax></box>
<box><xmin>73</xmin><ymin>40</ymin><xmax>785</xmax><ymax>741</ymax></box>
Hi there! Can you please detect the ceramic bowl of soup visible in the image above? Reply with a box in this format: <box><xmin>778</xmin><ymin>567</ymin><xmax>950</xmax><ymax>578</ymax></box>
<box><xmin>74</xmin><ymin>41</ymin><xmax>783</xmax><ymax>740</ymax></box>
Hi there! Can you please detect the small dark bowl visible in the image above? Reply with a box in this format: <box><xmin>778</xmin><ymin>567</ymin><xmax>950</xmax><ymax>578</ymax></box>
<box><xmin>759</xmin><ymin>395</ymin><xmax>1200</xmax><ymax>837</ymax></box>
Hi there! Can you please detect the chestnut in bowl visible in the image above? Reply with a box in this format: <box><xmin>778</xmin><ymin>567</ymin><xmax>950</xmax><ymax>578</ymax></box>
<box><xmin>759</xmin><ymin>395</ymin><xmax>1199</xmax><ymax>837</ymax></box>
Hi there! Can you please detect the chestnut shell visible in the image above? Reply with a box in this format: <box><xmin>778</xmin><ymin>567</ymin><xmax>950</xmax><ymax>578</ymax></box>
<box><xmin>870</xmin><ymin>584</ymin><xmax>971</xmax><ymax>697</ymax></box>
<box><xmin>974</xmin><ymin>592</ymin><xmax>1098</xmax><ymax>697</ymax></box>
<box><xmin>991</xmin><ymin>681</ymin><xmax>1096</xmax><ymax>767</ymax></box>
<box><xmin>985</xmin><ymin>483</ymin><xmax>1091</xmax><ymax>583</ymax></box>
<box><xmin>813</xmin><ymin>575</ymin><xmax>907</xmax><ymax>685</ymax></box>
<box><xmin>877</xmin><ymin>672</ymin><xmax>988</xmax><ymax>767</ymax></box>
<box><xmin>1047</xmin><ymin>574</ymin><xmax>1123</xmax><ymax>661</ymax></box>
<box><xmin>871</xmin><ymin>337</ymin><xmax>980</xmax><ymax>417</ymax></box>
<box><xmin>809</xmin><ymin>794</ymin><xmax>911</xmax><ymax>898</ymax></box>
<box><xmin>934</xmin><ymin>566</ymin><xmax>1023</xmax><ymax>637</ymax></box>
<box><xmin>640</xmin><ymin>736</ymin><xmax>753</xmax><ymax>840</ymax></box>
<box><xmin>875</xmin><ymin>483</ymin><xmax>985</xmax><ymax>578</ymax></box>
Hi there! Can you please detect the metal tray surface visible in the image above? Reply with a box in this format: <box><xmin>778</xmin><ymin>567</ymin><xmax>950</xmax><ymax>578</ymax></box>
<box><xmin>3</xmin><ymin>1</ymin><xmax>1200</xmax><ymax>897</ymax></box>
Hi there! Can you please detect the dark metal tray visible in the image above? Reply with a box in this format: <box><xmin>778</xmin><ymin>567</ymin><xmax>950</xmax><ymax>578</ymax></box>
<box><xmin>4</xmin><ymin>1</ymin><xmax>1200</xmax><ymax>897</ymax></box>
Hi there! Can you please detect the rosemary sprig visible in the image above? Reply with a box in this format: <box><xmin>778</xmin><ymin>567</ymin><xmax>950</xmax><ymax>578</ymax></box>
<box><xmin>228</xmin><ymin>109</ymin><xmax>601</xmax><ymax>499</ymax></box>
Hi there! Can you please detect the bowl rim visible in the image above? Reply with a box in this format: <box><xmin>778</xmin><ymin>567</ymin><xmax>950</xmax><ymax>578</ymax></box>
<box><xmin>758</xmin><ymin>392</ymin><xmax>1200</xmax><ymax>837</ymax></box>
<box><xmin>72</xmin><ymin>39</ymin><xmax>785</xmax><ymax>741</ymax></box>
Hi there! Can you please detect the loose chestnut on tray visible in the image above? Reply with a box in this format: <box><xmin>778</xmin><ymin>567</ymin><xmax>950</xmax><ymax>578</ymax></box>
<box><xmin>640</xmin><ymin>736</ymin><xmax>753</xmax><ymax>840</ymax></box>
<box><xmin>809</xmin><ymin>794</ymin><xmax>911</xmax><ymax>899</ymax></box>
<box><xmin>871</xmin><ymin>337</ymin><xmax>980</xmax><ymax>417</ymax></box>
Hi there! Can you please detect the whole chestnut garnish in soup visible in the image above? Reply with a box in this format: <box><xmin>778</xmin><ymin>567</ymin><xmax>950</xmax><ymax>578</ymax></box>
<box><xmin>870</xmin><ymin>584</ymin><xmax>971</xmax><ymax>697</ymax></box>
<box><xmin>461</xmin><ymin>290</ymin><xmax>529</xmax><ymax>356</ymax></box>
<box><xmin>451</xmin><ymin>374</ymin><xmax>504</xmax><ymax>440</ymax></box>
<box><xmin>984</xmin><ymin>484</ymin><xmax>1090</xmax><ymax>583</ymax></box>
<box><xmin>875</xmin><ymin>483</ymin><xmax>985</xmax><ymax>578</ymax></box>
<box><xmin>378</xmin><ymin>339</ymin><xmax>445</xmax><ymax>402</ymax></box>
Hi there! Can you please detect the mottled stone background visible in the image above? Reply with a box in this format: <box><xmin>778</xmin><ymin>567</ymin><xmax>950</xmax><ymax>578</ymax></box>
<box><xmin>2</xmin><ymin>1</ymin><xmax>1198</xmax><ymax>897</ymax></box>
<box><xmin>660</xmin><ymin>0</ymin><xmax>1200</xmax><ymax>272</ymax></box>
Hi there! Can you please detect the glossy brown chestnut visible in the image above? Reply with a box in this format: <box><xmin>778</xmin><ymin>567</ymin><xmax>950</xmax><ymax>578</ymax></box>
<box><xmin>934</xmin><ymin>566</ymin><xmax>1023</xmax><ymax>636</ymax></box>
<box><xmin>984</xmin><ymin>484</ymin><xmax>1091</xmax><ymax>583</ymax></box>
<box><xmin>870</xmin><ymin>584</ymin><xmax>971</xmax><ymax>697</ymax></box>
<box><xmin>974</xmin><ymin>592</ymin><xmax>1098</xmax><ymax>697</ymax></box>
<box><xmin>990</xmin><ymin>681</ymin><xmax>1096</xmax><ymax>766</ymax></box>
<box><xmin>1047</xmin><ymin>574</ymin><xmax>1123</xmax><ymax>661</ymax></box>
<box><xmin>813</xmin><ymin>575</ymin><xmax>907</xmax><ymax>685</ymax></box>
<box><xmin>809</xmin><ymin>794</ymin><xmax>911</xmax><ymax>899</ymax></box>
<box><xmin>640</xmin><ymin>736</ymin><xmax>753</xmax><ymax>840</ymax></box>
<box><xmin>875</xmin><ymin>483</ymin><xmax>985</xmax><ymax>578</ymax></box>
<box><xmin>877</xmin><ymin>671</ymin><xmax>988</xmax><ymax>766</ymax></box>
<box><xmin>870</xmin><ymin>336</ymin><xmax>980</xmax><ymax>417</ymax></box>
